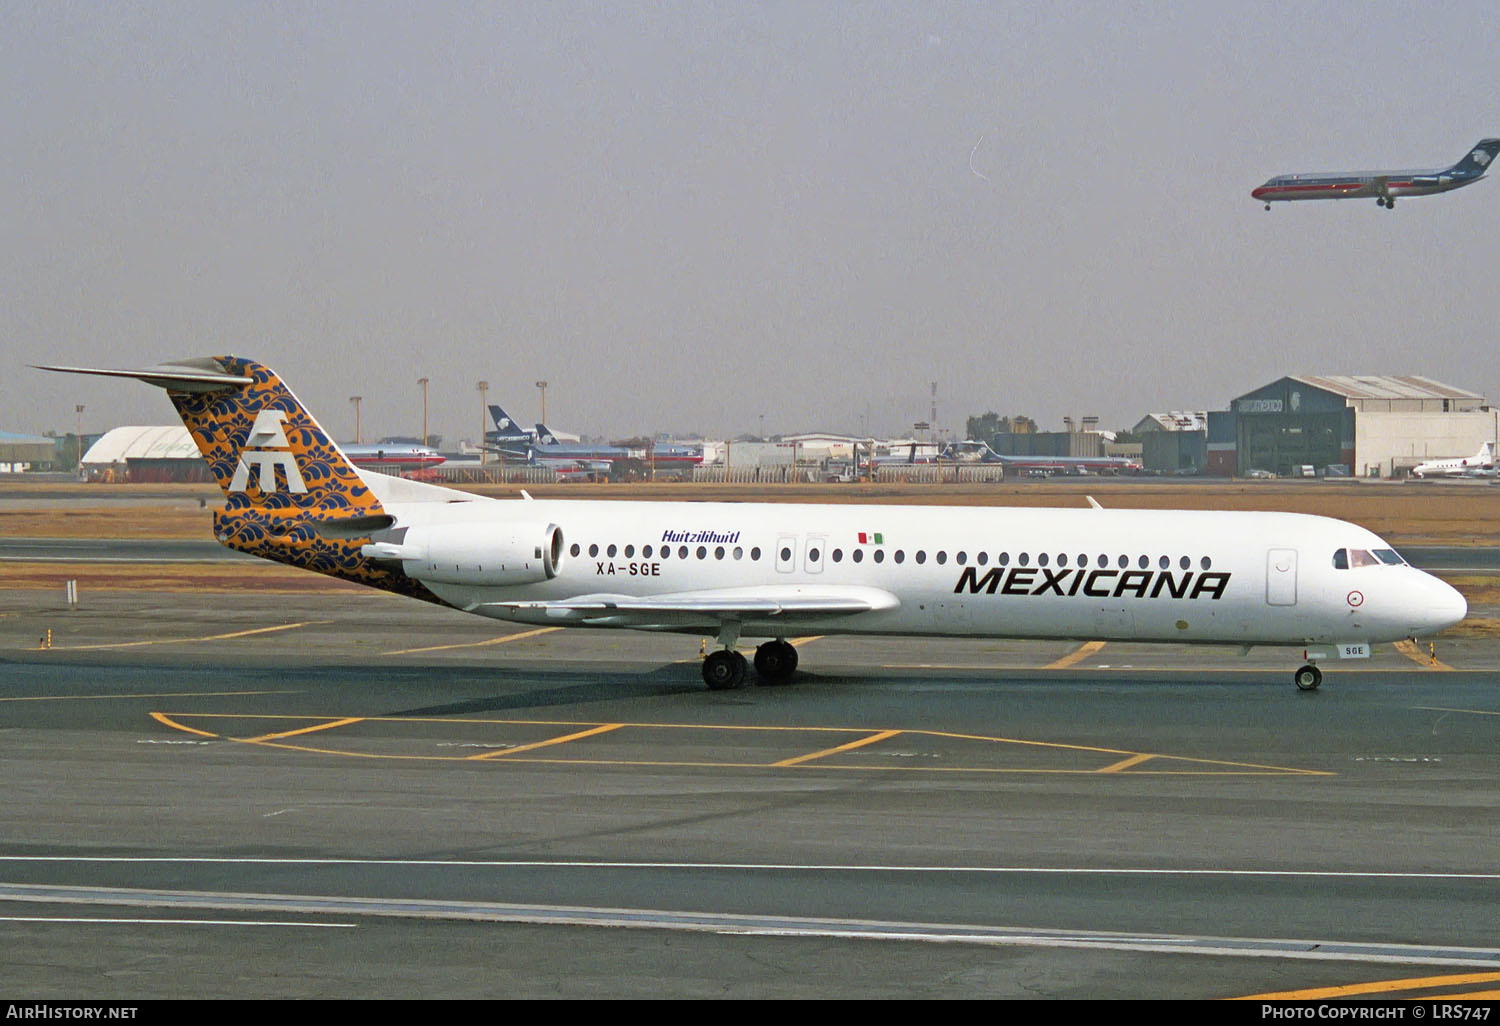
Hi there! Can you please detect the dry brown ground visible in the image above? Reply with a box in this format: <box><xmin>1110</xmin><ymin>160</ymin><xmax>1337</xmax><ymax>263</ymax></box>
<box><xmin>3</xmin><ymin>478</ymin><xmax>1498</xmax><ymax>544</ymax></box>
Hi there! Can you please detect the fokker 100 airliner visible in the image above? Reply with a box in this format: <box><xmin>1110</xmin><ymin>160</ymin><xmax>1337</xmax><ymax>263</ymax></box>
<box><xmin>1252</xmin><ymin>138</ymin><xmax>1500</xmax><ymax>210</ymax></box>
<box><xmin>41</xmin><ymin>358</ymin><xmax>1467</xmax><ymax>691</ymax></box>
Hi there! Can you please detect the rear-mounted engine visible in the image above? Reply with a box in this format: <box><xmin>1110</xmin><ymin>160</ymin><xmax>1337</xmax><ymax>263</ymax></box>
<box><xmin>362</xmin><ymin>522</ymin><xmax>563</xmax><ymax>586</ymax></box>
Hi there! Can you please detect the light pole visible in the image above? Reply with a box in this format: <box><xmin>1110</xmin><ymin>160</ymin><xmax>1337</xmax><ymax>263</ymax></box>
<box><xmin>417</xmin><ymin>377</ymin><xmax>429</xmax><ymax>447</ymax></box>
<box><xmin>477</xmin><ymin>381</ymin><xmax>489</xmax><ymax>465</ymax></box>
<box><xmin>535</xmin><ymin>380</ymin><xmax>548</xmax><ymax>425</ymax></box>
<box><xmin>75</xmin><ymin>404</ymin><xmax>84</xmax><ymax>472</ymax></box>
<box><xmin>348</xmin><ymin>396</ymin><xmax>362</xmax><ymax>444</ymax></box>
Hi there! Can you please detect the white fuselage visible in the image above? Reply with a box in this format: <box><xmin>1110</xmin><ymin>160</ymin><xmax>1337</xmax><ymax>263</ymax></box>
<box><xmin>386</xmin><ymin>498</ymin><xmax>1465</xmax><ymax>648</ymax></box>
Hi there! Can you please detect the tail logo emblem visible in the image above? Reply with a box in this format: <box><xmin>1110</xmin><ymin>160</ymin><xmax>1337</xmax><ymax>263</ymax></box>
<box><xmin>1473</xmin><ymin>149</ymin><xmax>1492</xmax><ymax>167</ymax></box>
<box><xmin>228</xmin><ymin>409</ymin><xmax>308</xmax><ymax>494</ymax></box>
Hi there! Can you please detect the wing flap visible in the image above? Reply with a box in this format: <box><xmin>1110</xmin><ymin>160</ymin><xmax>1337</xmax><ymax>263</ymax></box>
<box><xmin>481</xmin><ymin>585</ymin><xmax>899</xmax><ymax>625</ymax></box>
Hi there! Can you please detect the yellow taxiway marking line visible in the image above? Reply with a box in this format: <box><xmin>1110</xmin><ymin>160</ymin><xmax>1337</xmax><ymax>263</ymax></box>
<box><xmin>382</xmin><ymin>626</ymin><xmax>561</xmax><ymax>656</ymax></box>
<box><xmin>149</xmin><ymin>712</ymin><xmax>222</xmax><ymax>739</ymax></box>
<box><xmin>789</xmin><ymin>635</ymin><xmax>824</xmax><ymax>647</ymax></box>
<box><xmin>772</xmin><ymin>729</ymin><xmax>902</xmax><ymax>768</ymax></box>
<box><xmin>1239</xmin><ymin>970</ymin><xmax>1500</xmax><ymax>1000</ymax></box>
<box><xmin>1417</xmin><ymin>705</ymin><xmax>1500</xmax><ymax>717</ymax></box>
<box><xmin>242</xmin><ymin>718</ymin><xmax>366</xmax><ymax>744</ymax></box>
<box><xmin>1393</xmin><ymin>639</ymin><xmax>1453</xmax><ymax>670</ymax></box>
<box><xmin>150</xmin><ymin>714</ymin><xmax>1327</xmax><ymax>775</ymax></box>
<box><xmin>468</xmin><ymin>723</ymin><xmax>624</xmax><ymax>760</ymax></box>
<box><xmin>47</xmin><ymin>620</ymin><xmax>331</xmax><ymax>651</ymax></box>
<box><xmin>1098</xmin><ymin>753</ymin><xmax>1157</xmax><ymax>773</ymax></box>
<box><xmin>1042</xmin><ymin>640</ymin><xmax>1106</xmax><ymax>670</ymax></box>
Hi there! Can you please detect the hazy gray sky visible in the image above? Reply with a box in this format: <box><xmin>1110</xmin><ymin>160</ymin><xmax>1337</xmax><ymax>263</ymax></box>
<box><xmin>6</xmin><ymin>2</ymin><xmax>1500</xmax><ymax>445</ymax></box>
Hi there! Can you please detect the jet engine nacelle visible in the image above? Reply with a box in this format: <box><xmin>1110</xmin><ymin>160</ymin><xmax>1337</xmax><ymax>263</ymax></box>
<box><xmin>384</xmin><ymin>522</ymin><xmax>564</xmax><ymax>586</ymax></box>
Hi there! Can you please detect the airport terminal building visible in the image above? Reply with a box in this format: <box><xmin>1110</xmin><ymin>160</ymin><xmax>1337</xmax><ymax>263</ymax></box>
<box><xmin>1212</xmin><ymin>375</ymin><xmax>1492</xmax><ymax>478</ymax></box>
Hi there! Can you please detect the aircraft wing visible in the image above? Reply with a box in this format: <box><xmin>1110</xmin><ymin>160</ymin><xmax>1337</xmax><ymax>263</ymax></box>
<box><xmin>480</xmin><ymin>584</ymin><xmax>899</xmax><ymax>627</ymax></box>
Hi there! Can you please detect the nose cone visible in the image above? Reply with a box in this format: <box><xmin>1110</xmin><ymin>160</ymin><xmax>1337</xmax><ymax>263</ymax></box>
<box><xmin>1414</xmin><ymin>575</ymin><xmax>1467</xmax><ymax>636</ymax></box>
<box><xmin>1251</xmin><ymin>185</ymin><xmax>1269</xmax><ymax>200</ymax></box>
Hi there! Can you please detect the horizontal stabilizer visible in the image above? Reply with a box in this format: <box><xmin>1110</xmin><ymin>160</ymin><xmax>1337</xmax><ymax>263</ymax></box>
<box><xmin>36</xmin><ymin>358</ymin><xmax>252</xmax><ymax>393</ymax></box>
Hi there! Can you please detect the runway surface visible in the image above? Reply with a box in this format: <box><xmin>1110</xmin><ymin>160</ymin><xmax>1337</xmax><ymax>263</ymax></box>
<box><xmin>2</xmin><ymin>579</ymin><xmax>1498</xmax><ymax>999</ymax></box>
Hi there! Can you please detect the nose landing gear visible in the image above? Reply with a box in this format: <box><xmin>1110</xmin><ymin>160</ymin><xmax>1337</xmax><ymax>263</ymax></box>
<box><xmin>1294</xmin><ymin>663</ymin><xmax>1323</xmax><ymax>691</ymax></box>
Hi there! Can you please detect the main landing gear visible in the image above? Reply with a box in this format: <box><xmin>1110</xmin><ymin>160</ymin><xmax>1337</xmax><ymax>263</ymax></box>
<box><xmin>702</xmin><ymin>648</ymin><xmax>748</xmax><ymax>690</ymax></box>
<box><xmin>700</xmin><ymin>626</ymin><xmax>799</xmax><ymax>690</ymax></box>
<box><xmin>1294</xmin><ymin>663</ymin><xmax>1323</xmax><ymax>691</ymax></box>
<box><xmin>1377</xmin><ymin>196</ymin><xmax>1395</xmax><ymax>209</ymax></box>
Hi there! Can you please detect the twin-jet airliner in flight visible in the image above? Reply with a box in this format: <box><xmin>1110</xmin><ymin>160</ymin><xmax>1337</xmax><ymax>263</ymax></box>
<box><xmin>1252</xmin><ymin>138</ymin><xmax>1500</xmax><ymax>210</ymax></box>
<box><xmin>40</xmin><ymin>358</ymin><xmax>1467</xmax><ymax>692</ymax></box>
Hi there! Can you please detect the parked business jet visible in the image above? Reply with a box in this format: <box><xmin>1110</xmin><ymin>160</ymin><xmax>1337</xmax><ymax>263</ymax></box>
<box><xmin>1410</xmin><ymin>442</ymin><xmax>1496</xmax><ymax>480</ymax></box>
<box><xmin>39</xmin><ymin>358</ymin><xmax>1468</xmax><ymax>691</ymax></box>
<box><xmin>1252</xmin><ymin>138</ymin><xmax>1500</xmax><ymax>210</ymax></box>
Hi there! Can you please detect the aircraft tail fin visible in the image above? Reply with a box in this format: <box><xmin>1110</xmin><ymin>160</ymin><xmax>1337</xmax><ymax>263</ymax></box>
<box><xmin>1450</xmin><ymin>139</ymin><xmax>1500</xmax><ymax>176</ymax></box>
<box><xmin>37</xmin><ymin>357</ymin><xmax>442</xmax><ymax>601</ymax></box>
<box><xmin>535</xmin><ymin>423</ymin><xmax>559</xmax><ymax>446</ymax></box>
<box><xmin>487</xmin><ymin>404</ymin><xmax>531</xmax><ymax>440</ymax></box>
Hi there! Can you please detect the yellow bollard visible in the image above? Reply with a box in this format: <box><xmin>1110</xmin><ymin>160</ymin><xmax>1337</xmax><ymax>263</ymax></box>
<box><xmin>1430</xmin><ymin>642</ymin><xmax>1437</xmax><ymax>667</ymax></box>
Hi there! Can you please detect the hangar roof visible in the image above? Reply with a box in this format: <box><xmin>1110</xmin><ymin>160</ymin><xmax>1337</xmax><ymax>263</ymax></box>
<box><xmin>1290</xmin><ymin>375</ymin><xmax>1483</xmax><ymax>403</ymax></box>
<box><xmin>1133</xmin><ymin>411</ymin><xmax>1207</xmax><ymax>433</ymax></box>
<box><xmin>82</xmin><ymin>425</ymin><xmax>200</xmax><ymax>464</ymax></box>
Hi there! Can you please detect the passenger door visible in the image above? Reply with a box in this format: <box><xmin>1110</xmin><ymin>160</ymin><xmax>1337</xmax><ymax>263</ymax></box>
<box><xmin>1266</xmin><ymin>548</ymin><xmax>1298</xmax><ymax>606</ymax></box>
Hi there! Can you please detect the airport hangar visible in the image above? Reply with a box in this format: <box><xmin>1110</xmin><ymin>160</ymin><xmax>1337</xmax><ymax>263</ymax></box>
<box><xmin>1203</xmin><ymin>375</ymin><xmax>1494</xmax><ymax>478</ymax></box>
<box><xmin>79</xmin><ymin>425</ymin><xmax>211</xmax><ymax>483</ymax></box>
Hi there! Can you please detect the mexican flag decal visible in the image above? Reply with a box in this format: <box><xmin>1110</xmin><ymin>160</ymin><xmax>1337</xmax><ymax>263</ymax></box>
<box><xmin>857</xmin><ymin>532</ymin><xmax>883</xmax><ymax>545</ymax></box>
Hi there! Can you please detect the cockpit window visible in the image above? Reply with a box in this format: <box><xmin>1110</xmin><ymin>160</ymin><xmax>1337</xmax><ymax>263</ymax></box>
<box><xmin>1344</xmin><ymin>546</ymin><xmax>1398</xmax><ymax>570</ymax></box>
<box><xmin>1336</xmin><ymin>547</ymin><xmax>1389</xmax><ymax>569</ymax></box>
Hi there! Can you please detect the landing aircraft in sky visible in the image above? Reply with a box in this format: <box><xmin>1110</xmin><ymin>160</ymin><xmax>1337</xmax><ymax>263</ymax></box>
<box><xmin>39</xmin><ymin>358</ymin><xmax>1468</xmax><ymax>692</ymax></box>
<box><xmin>1409</xmin><ymin>442</ymin><xmax>1496</xmax><ymax>480</ymax></box>
<box><xmin>1252</xmin><ymin>138</ymin><xmax>1500</xmax><ymax>210</ymax></box>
